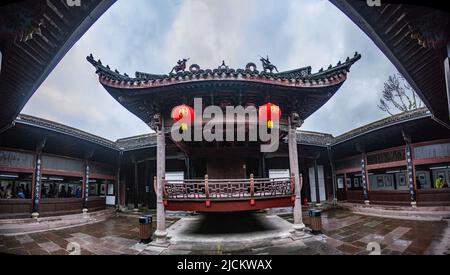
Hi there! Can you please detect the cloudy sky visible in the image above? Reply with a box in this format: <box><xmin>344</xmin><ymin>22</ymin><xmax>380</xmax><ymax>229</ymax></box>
<box><xmin>22</xmin><ymin>0</ymin><xmax>399</xmax><ymax>141</ymax></box>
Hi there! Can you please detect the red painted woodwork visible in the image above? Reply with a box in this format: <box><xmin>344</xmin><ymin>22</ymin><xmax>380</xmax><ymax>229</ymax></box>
<box><xmin>411</xmin><ymin>138</ymin><xmax>450</xmax><ymax>148</ymax></box>
<box><xmin>0</xmin><ymin>199</ymin><xmax>33</xmax><ymax>219</ymax></box>
<box><xmin>366</xmin><ymin>161</ymin><xmax>407</xmax><ymax>171</ymax></box>
<box><xmin>368</xmin><ymin>190</ymin><xmax>410</xmax><ymax>206</ymax></box>
<box><xmin>42</xmin><ymin>169</ymin><xmax>83</xmax><ymax>178</ymax></box>
<box><xmin>164</xmin><ymin>178</ymin><xmax>292</xmax><ymax>200</ymax></box>
<box><xmin>366</xmin><ymin>145</ymin><xmax>406</xmax><ymax>156</ymax></box>
<box><xmin>335</xmin><ymin>167</ymin><xmax>360</xmax><ymax>175</ymax></box>
<box><xmin>86</xmin><ymin>196</ymin><xmax>107</xmax><ymax>212</ymax></box>
<box><xmin>0</xmin><ymin>166</ymin><xmax>34</xmax><ymax>173</ymax></box>
<box><xmin>413</xmin><ymin>157</ymin><xmax>450</xmax><ymax>166</ymax></box>
<box><xmin>164</xmin><ymin>196</ymin><xmax>293</xmax><ymax>212</ymax></box>
<box><xmin>39</xmin><ymin>198</ymin><xmax>84</xmax><ymax>217</ymax></box>
<box><xmin>163</xmin><ymin>177</ymin><xmax>293</xmax><ymax>212</ymax></box>
<box><xmin>416</xmin><ymin>189</ymin><xmax>450</xmax><ymax>206</ymax></box>
<box><xmin>346</xmin><ymin>190</ymin><xmax>365</xmax><ymax>203</ymax></box>
<box><xmin>38</xmin><ymin>197</ymin><xmax>106</xmax><ymax>217</ymax></box>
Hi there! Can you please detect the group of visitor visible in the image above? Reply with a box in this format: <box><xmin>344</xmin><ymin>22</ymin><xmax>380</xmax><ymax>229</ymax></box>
<box><xmin>435</xmin><ymin>175</ymin><xmax>449</xmax><ymax>189</ymax></box>
<box><xmin>41</xmin><ymin>184</ymin><xmax>82</xmax><ymax>199</ymax></box>
<box><xmin>0</xmin><ymin>184</ymin><xmax>30</xmax><ymax>199</ymax></box>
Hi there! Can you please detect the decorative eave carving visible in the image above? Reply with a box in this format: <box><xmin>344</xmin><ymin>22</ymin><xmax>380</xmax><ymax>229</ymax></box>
<box><xmin>149</xmin><ymin>113</ymin><xmax>162</xmax><ymax>131</ymax></box>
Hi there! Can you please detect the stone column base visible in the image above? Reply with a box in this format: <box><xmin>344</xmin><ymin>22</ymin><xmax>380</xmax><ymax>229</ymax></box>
<box><xmin>152</xmin><ymin>230</ymin><xmax>169</xmax><ymax>246</ymax></box>
<box><xmin>31</xmin><ymin>212</ymin><xmax>39</xmax><ymax>219</ymax></box>
<box><xmin>364</xmin><ymin>200</ymin><xmax>370</xmax><ymax>205</ymax></box>
<box><xmin>293</xmin><ymin>222</ymin><xmax>305</xmax><ymax>231</ymax></box>
<box><xmin>411</xmin><ymin>201</ymin><xmax>417</xmax><ymax>208</ymax></box>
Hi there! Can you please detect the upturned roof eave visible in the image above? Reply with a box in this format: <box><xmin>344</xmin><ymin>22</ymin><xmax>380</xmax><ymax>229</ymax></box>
<box><xmin>86</xmin><ymin>52</ymin><xmax>361</xmax><ymax>91</ymax></box>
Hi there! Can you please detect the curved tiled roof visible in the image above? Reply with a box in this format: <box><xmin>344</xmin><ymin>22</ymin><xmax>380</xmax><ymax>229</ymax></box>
<box><xmin>334</xmin><ymin>107</ymin><xmax>431</xmax><ymax>144</ymax></box>
<box><xmin>12</xmin><ymin>108</ymin><xmax>432</xmax><ymax>152</ymax></box>
<box><xmin>86</xmin><ymin>52</ymin><xmax>361</xmax><ymax>90</ymax></box>
<box><xmin>116</xmin><ymin>133</ymin><xmax>156</xmax><ymax>151</ymax></box>
<box><xmin>297</xmin><ymin>130</ymin><xmax>335</xmax><ymax>147</ymax></box>
<box><xmin>15</xmin><ymin>114</ymin><xmax>117</xmax><ymax>150</ymax></box>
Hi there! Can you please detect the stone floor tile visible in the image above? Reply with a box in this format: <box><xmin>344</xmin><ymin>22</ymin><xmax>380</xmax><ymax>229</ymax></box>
<box><xmin>39</xmin><ymin>241</ymin><xmax>63</xmax><ymax>253</ymax></box>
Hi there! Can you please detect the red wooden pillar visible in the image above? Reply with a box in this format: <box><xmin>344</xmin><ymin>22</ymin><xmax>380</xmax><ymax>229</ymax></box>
<box><xmin>205</xmin><ymin>174</ymin><xmax>210</xmax><ymax>207</ymax></box>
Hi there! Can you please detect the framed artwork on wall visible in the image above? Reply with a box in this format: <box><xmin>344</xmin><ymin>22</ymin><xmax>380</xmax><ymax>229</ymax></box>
<box><xmin>346</xmin><ymin>178</ymin><xmax>352</xmax><ymax>188</ymax></box>
<box><xmin>337</xmin><ymin>178</ymin><xmax>344</xmax><ymax>189</ymax></box>
<box><xmin>376</xmin><ymin>176</ymin><xmax>384</xmax><ymax>187</ymax></box>
<box><xmin>398</xmin><ymin>174</ymin><xmax>406</xmax><ymax>186</ymax></box>
<box><xmin>354</xmin><ymin>178</ymin><xmax>360</xmax><ymax>188</ymax></box>
<box><xmin>385</xmin><ymin>176</ymin><xmax>393</xmax><ymax>187</ymax></box>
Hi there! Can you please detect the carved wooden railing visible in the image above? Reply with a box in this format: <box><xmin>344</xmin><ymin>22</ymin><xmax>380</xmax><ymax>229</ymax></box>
<box><xmin>161</xmin><ymin>175</ymin><xmax>294</xmax><ymax>201</ymax></box>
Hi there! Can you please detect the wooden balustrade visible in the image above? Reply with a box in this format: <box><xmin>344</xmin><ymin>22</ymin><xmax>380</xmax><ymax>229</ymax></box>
<box><xmin>163</xmin><ymin>176</ymin><xmax>294</xmax><ymax>201</ymax></box>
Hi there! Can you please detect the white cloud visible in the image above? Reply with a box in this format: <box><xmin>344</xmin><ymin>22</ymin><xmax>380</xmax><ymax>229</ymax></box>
<box><xmin>162</xmin><ymin>0</ymin><xmax>259</xmax><ymax>69</ymax></box>
<box><xmin>22</xmin><ymin>0</ymin><xmax>400</xmax><ymax>141</ymax></box>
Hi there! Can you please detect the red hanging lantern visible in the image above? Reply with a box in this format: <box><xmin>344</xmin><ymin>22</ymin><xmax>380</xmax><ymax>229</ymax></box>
<box><xmin>171</xmin><ymin>104</ymin><xmax>194</xmax><ymax>131</ymax></box>
<box><xmin>259</xmin><ymin>103</ymin><xmax>282</xmax><ymax>129</ymax></box>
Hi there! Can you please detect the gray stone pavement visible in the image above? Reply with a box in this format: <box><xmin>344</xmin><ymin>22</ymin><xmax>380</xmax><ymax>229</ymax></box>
<box><xmin>0</xmin><ymin>209</ymin><xmax>448</xmax><ymax>255</ymax></box>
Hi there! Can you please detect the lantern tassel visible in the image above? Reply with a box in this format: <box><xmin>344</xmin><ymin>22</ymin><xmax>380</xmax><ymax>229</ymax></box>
<box><xmin>181</xmin><ymin>123</ymin><xmax>188</xmax><ymax>131</ymax></box>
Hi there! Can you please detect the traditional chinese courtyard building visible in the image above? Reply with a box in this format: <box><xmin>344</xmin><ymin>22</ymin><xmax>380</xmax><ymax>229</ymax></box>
<box><xmin>2</xmin><ymin>106</ymin><xmax>450</xmax><ymax>221</ymax></box>
<box><xmin>85</xmin><ymin>54</ymin><xmax>363</xmax><ymax>242</ymax></box>
<box><xmin>0</xmin><ymin>0</ymin><xmax>449</xmax><ymax>245</ymax></box>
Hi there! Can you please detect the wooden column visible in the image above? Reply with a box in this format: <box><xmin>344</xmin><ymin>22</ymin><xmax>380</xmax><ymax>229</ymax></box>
<box><xmin>143</xmin><ymin>160</ymin><xmax>148</xmax><ymax>208</ymax></box>
<box><xmin>327</xmin><ymin>146</ymin><xmax>337</xmax><ymax>205</ymax></box>
<box><xmin>314</xmin><ymin>158</ymin><xmax>320</xmax><ymax>205</ymax></box>
<box><xmin>116</xmin><ymin>151</ymin><xmax>123</xmax><ymax>209</ymax></box>
<box><xmin>261</xmin><ymin>153</ymin><xmax>267</xmax><ymax>178</ymax></box>
<box><xmin>445</xmin><ymin>42</ymin><xmax>450</xmax><ymax>119</ymax></box>
<box><xmin>82</xmin><ymin>161</ymin><xmax>90</xmax><ymax>212</ymax></box>
<box><xmin>403</xmin><ymin>131</ymin><xmax>417</xmax><ymax>207</ymax></box>
<box><xmin>133</xmin><ymin>160</ymin><xmax>139</xmax><ymax>211</ymax></box>
<box><xmin>31</xmin><ymin>152</ymin><xmax>42</xmax><ymax>218</ymax></box>
<box><xmin>31</xmin><ymin>139</ymin><xmax>45</xmax><ymax>218</ymax></box>
<box><xmin>185</xmin><ymin>156</ymin><xmax>191</xmax><ymax>179</ymax></box>
<box><xmin>361</xmin><ymin>153</ymin><xmax>370</xmax><ymax>205</ymax></box>
<box><xmin>153</xmin><ymin>114</ymin><xmax>168</xmax><ymax>244</ymax></box>
<box><xmin>288</xmin><ymin>113</ymin><xmax>304</xmax><ymax>231</ymax></box>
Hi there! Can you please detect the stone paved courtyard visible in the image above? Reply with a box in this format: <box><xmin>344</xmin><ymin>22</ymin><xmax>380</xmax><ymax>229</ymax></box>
<box><xmin>0</xmin><ymin>209</ymin><xmax>448</xmax><ymax>255</ymax></box>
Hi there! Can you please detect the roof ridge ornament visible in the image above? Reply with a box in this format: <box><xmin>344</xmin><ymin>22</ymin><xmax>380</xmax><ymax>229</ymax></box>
<box><xmin>189</xmin><ymin>64</ymin><xmax>201</xmax><ymax>73</ymax></box>
<box><xmin>218</xmin><ymin>60</ymin><xmax>229</xmax><ymax>70</ymax></box>
<box><xmin>259</xmin><ymin>55</ymin><xmax>278</xmax><ymax>73</ymax></box>
<box><xmin>245</xmin><ymin>62</ymin><xmax>257</xmax><ymax>72</ymax></box>
<box><xmin>170</xmin><ymin>58</ymin><xmax>189</xmax><ymax>74</ymax></box>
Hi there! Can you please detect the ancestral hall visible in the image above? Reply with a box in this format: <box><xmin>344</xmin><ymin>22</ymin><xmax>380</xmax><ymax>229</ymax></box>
<box><xmin>85</xmin><ymin>54</ymin><xmax>361</xmax><ymax>242</ymax></box>
<box><xmin>1</xmin><ymin>52</ymin><xmax>450</xmax><ymax>244</ymax></box>
<box><xmin>0</xmin><ymin>0</ymin><xmax>449</xmax><ymax>251</ymax></box>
